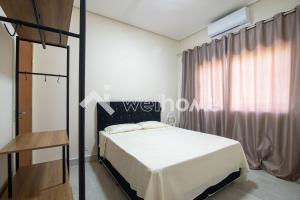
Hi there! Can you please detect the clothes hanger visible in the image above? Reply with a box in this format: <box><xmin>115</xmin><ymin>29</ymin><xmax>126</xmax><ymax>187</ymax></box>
<box><xmin>59</xmin><ymin>32</ymin><xmax>62</xmax><ymax>45</ymax></box>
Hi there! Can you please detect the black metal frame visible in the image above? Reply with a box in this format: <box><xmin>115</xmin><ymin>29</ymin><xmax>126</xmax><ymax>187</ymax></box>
<box><xmin>8</xmin><ymin>36</ymin><xmax>70</xmax><ymax>198</ymax></box>
<box><xmin>63</xmin><ymin>146</ymin><xmax>66</xmax><ymax>183</ymax></box>
<box><xmin>18</xmin><ymin>71</ymin><xmax>67</xmax><ymax>78</ymax></box>
<box><xmin>7</xmin><ymin>154</ymin><xmax>12</xmax><ymax>197</ymax></box>
<box><xmin>79</xmin><ymin>1</ymin><xmax>86</xmax><ymax>199</ymax></box>
<box><xmin>31</xmin><ymin>0</ymin><xmax>46</xmax><ymax>49</ymax></box>
<box><xmin>67</xmin><ymin>46</ymin><xmax>70</xmax><ymax>174</ymax></box>
<box><xmin>1</xmin><ymin>0</ymin><xmax>86</xmax><ymax>199</ymax></box>
<box><xmin>15</xmin><ymin>37</ymin><xmax>20</xmax><ymax>171</ymax></box>
<box><xmin>0</xmin><ymin>16</ymin><xmax>80</xmax><ymax>39</ymax></box>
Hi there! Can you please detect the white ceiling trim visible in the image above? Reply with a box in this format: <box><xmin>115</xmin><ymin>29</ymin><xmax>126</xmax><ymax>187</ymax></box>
<box><xmin>74</xmin><ymin>0</ymin><xmax>259</xmax><ymax>41</ymax></box>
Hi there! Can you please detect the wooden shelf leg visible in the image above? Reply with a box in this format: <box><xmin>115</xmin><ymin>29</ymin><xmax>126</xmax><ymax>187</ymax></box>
<box><xmin>62</xmin><ymin>146</ymin><xmax>66</xmax><ymax>184</ymax></box>
<box><xmin>67</xmin><ymin>145</ymin><xmax>70</xmax><ymax>176</ymax></box>
<box><xmin>8</xmin><ymin>153</ymin><xmax>12</xmax><ymax>198</ymax></box>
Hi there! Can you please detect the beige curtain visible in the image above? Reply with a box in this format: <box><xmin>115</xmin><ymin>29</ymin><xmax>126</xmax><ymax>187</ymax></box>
<box><xmin>180</xmin><ymin>6</ymin><xmax>300</xmax><ymax>181</ymax></box>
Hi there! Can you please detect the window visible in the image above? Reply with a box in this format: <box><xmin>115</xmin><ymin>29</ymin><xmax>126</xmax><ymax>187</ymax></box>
<box><xmin>230</xmin><ymin>41</ymin><xmax>291</xmax><ymax>113</ymax></box>
<box><xmin>196</xmin><ymin>58</ymin><xmax>224</xmax><ymax>111</ymax></box>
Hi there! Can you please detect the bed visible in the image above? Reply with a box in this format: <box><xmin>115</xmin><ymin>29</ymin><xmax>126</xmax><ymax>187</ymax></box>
<box><xmin>97</xmin><ymin>102</ymin><xmax>249</xmax><ymax>200</ymax></box>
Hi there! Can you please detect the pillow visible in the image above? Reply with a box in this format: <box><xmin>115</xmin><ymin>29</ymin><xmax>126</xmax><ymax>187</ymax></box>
<box><xmin>137</xmin><ymin>121</ymin><xmax>169</xmax><ymax>129</ymax></box>
<box><xmin>104</xmin><ymin>123</ymin><xmax>142</xmax><ymax>134</ymax></box>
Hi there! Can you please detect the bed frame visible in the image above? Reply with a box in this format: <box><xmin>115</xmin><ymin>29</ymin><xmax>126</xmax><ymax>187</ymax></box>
<box><xmin>96</xmin><ymin>101</ymin><xmax>241</xmax><ymax>200</ymax></box>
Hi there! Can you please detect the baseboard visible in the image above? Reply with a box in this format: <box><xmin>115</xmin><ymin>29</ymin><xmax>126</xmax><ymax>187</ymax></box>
<box><xmin>69</xmin><ymin>155</ymin><xmax>97</xmax><ymax>166</ymax></box>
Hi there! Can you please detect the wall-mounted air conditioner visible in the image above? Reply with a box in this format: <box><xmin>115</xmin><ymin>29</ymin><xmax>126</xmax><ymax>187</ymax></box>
<box><xmin>208</xmin><ymin>7</ymin><xmax>251</xmax><ymax>38</ymax></box>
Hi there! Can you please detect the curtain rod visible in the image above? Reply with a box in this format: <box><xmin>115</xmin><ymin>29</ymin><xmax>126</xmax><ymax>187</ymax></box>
<box><xmin>178</xmin><ymin>6</ymin><xmax>298</xmax><ymax>57</ymax></box>
<box><xmin>234</xmin><ymin>7</ymin><xmax>296</xmax><ymax>34</ymax></box>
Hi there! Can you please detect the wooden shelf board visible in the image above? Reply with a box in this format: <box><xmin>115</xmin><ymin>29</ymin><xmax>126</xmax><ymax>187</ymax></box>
<box><xmin>1</xmin><ymin>160</ymin><xmax>72</xmax><ymax>200</ymax></box>
<box><xmin>0</xmin><ymin>130</ymin><xmax>69</xmax><ymax>154</ymax></box>
<box><xmin>0</xmin><ymin>0</ymin><xmax>74</xmax><ymax>46</ymax></box>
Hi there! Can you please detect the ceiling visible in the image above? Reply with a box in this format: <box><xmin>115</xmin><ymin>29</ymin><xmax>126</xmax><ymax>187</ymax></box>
<box><xmin>74</xmin><ymin>0</ymin><xmax>258</xmax><ymax>40</ymax></box>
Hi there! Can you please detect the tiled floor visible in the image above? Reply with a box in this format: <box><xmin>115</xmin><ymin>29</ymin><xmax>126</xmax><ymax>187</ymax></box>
<box><xmin>70</xmin><ymin>161</ymin><xmax>300</xmax><ymax>200</ymax></box>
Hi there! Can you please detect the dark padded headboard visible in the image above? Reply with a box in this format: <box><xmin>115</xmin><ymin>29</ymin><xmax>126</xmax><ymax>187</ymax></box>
<box><xmin>97</xmin><ymin>102</ymin><xmax>161</xmax><ymax>131</ymax></box>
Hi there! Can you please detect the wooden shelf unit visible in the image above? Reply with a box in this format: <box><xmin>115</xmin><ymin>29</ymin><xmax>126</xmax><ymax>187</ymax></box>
<box><xmin>2</xmin><ymin>160</ymin><xmax>73</xmax><ymax>200</ymax></box>
<box><xmin>0</xmin><ymin>130</ymin><xmax>69</xmax><ymax>154</ymax></box>
<box><xmin>0</xmin><ymin>0</ymin><xmax>86</xmax><ymax>198</ymax></box>
<box><xmin>0</xmin><ymin>130</ymin><xmax>70</xmax><ymax>199</ymax></box>
<box><xmin>0</xmin><ymin>0</ymin><xmax>74</xmax><ymax>46</ymax></box>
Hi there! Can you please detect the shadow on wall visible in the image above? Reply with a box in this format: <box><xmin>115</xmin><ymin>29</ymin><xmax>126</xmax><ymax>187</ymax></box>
<box><xmin>0</xmin><ymin>24</ymin><xmax>14</xmax><ymax>197</ymax></box>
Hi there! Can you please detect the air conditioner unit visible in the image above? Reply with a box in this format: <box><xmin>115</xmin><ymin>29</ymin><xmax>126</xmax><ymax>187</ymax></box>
<box><xmin>208</xmin><ymin>7</ymin><xmax>251</xmax><ymax>38</ymax></box>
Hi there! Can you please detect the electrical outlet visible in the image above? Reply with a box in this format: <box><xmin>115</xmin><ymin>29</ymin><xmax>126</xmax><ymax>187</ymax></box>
<box><xmin>85</xmin><ymin>146</ymin><xmax>88</xmax><ymax>152</ymax></box>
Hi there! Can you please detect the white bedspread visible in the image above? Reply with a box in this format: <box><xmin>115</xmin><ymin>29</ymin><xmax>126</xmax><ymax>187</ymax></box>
<box><xmin>99</xmin><ymin>127</ymin><xmax>249</xmax><ymax>200</ymax></box>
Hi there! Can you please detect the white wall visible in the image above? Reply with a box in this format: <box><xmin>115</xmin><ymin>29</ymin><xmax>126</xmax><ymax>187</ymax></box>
<box><xmin>32</xmin><ymin>8</ymin><xmax>179</xmax><ymax>162</ymax></box>
<box><xmin>0</xmin><ymin>24</ymin><xmax>14</xmax><ymax>194</ymax></box>
<box><xmin>82</xmin><ymin>10</ymin><xmax>179</xmax><ymax>158</ymax></box>
<box><xmin>32</xmin><ymin>45</ymin><xmax>68</xmax><ymax>164</ymax></box>
<box><xmin>180</xmin><ymin>0</ymin><xmax>300</xmax><ymax>51</ymax></box>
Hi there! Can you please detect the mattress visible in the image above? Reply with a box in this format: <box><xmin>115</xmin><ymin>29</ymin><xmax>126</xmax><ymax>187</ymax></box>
<box><xmin>99</xmin><ymin>126</ymin><xmax>249</xmax><ymax>200</ymax></box>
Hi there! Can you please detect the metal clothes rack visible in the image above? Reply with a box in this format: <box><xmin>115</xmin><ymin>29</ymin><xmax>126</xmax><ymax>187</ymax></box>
<box><xmin>18</xmin><ymin>72</ymin><xmax>68</xmax><ymax>78</ymax></box>
<box><xmin>15</xmin><ymin>36</ymin><xmax>70</xmax><ymax>172</ymax></box>
<box><xmin>0</xmin><ymin>0</ymin><xmax>87</xmax><ymax>199</ymax></box>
